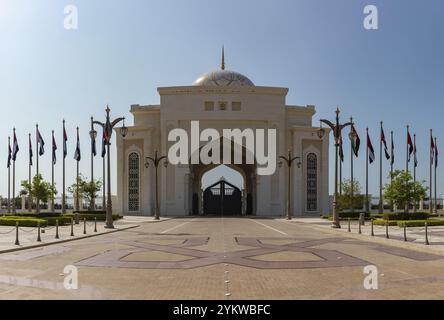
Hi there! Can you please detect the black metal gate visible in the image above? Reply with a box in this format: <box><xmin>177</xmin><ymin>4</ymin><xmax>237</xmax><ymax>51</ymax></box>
<box><xmin>203</xmin><ymin>180</ymin><xmax>242</xmax><ymax>216</ymax></box>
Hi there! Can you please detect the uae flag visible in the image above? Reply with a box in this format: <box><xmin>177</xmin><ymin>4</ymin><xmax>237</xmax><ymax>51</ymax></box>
<box><xmin>367</xmin><ymin>132</ymin><xmax>375</xmax><ymax>164</ymax></box>
<box><xmin>381</xmin><ymin>126</ymin><xmax>390</xmax><ymax>160</ymax></box>
<box><xmin>29</xmin><ymin>134</ymin><xmax>33</xmax><ymax>166</ymax></box>
<box><xmin>339</xmin><ymin>136</ymin><xmax>344</xmax><ymax>163</ymax></box>
<box><xmin>350</xmin><ymin>125</ymin><xmax>361</xmax><ymax>157</ymax></box>
<box><xmin>436</xmin><ymin>139</ymin><xmax>439</xmax><ymax>168</ymax></box>
<box><xmin>390</xmin><ymin>132</ymin><xmax>395</xmax><ymax>166</ymax></box>
<box><xmin>407</xmin><ymin>131</ymin><xmax>414</xmax><ymax>162</ymax></box>
<box><xmin>63</xmin><ymin>123</ymin><xmax>68</xmax><ymax>159</ymax></box>
<box><xmin>12</xmin><ymin>131</ymin><xmax>19</xmax><ymax>161</ymax></box>
<box><xmin>52</xmin><ymin>134</ymin><xmax>57</xmax><ymax>165</ymax></box>
<box><xmin>37</xmin><ymin>128</ymin><xmax>45</xmax><ymax>156</ymax></box>
<box><xmin>74</xmin><ymin>130</ymin><xmax>81</xmax><ymax>162</ymax></box>
<box><xmin>431</xmin><ymin>135</ymin><xmax>436</xmax><ymax>165</ymax></box>
<box><xmin>7</xmin><ymin>139</ymin><xmax>12</xmax><ymax>169</ymax></box>
<box><xmin>92</xmin><ymin>133</ymin><xmax>97</xmax><ymax>157</ymax></box>
<box><xmin>101</xmin><ymin>131</ymin><xmax>106</xmax><ymax>158</ymax></box>
<box><xmin>414</xmin><ymin>142</ymin><xmax>418</xmax><ymax>168</ymax></box>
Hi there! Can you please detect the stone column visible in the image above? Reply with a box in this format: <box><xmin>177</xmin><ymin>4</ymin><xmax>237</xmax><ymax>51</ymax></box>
<box><xmin>21</xmin><ymin>195</ymin><xmax>26</xmax><ymax>212</ymax></box>
<box><xmin>419</xmin><ymin>198</ymin><xmax>424</xmax><ymax>211</ymax></box>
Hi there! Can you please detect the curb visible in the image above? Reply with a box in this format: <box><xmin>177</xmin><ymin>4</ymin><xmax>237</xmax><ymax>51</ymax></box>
<box><xmin>0</xmin><ymin>225</ymin><xmax>140</xmax><ymax>255</ymax></box>
<box><xmin>286</xmin><ymin>219</ymin><xmax>444</xmax><ymax>257</ymax></box>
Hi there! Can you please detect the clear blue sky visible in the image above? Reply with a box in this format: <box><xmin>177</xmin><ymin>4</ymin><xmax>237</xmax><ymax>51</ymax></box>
<box><xmin>0</xmin><ymin>0</ymin><xmax>443</xmax><ymax>197</ymax></box>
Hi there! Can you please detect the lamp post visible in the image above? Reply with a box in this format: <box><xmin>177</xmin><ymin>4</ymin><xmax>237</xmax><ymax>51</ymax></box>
<box><xmin>279</xmin><ymin>150</ymin><xmax>301</xmax><ymax>220</ymax></box>
<box><xmin>89</xmin><ymin>117</ymin><xmax>98</xmax><ymax>211</ymax></box>
<box><xmin>318</xmin><ymin>107</ymin><xmax>353</xmax><ymax>229</ymax></box>
<box><xmin>145</xmin><ymin>151</ymin><xmax>168</xmax><ymax>220</ymax></box>
<box><xmin>93</xmin><ymin>106</ymin><xmax>127</xmax><ymax>229</ymax></box>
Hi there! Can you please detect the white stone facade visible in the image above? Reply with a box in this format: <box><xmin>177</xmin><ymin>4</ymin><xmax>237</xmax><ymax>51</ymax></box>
<box><xmin>116</xmin><ymin>66</ymin><xmax>330</xmax><ymax>217</ymax></box>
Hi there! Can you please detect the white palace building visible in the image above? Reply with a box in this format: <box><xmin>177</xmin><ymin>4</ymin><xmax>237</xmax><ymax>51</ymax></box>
<box><xmin>115</xmin><ymin>52</ymin><xmax>330</xmax><ymax>217</ymax></box>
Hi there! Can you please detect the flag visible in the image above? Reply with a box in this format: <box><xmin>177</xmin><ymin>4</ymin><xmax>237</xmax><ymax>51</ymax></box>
<box><xmin>52</xmin><ymin>134</ymin><xmax>57</xmax><ymax>165</ymax></box>
<box><xmin>367</xmin><ymin>132</ymin><xmax>375</xmax><ymax>164</ymax></box>
<box><xmin>414</xmin><ymin>142</ymin><xmax>418</xmax><ymax>168</ymax></box>
<box><xmin>29</xmin><ymin>134</ymin><xmax>33</xmax><ymax>166</ymax></box>
<box><xmin>390</xmin><ymin>132</ymin><xmax>395</xmax><ymax>166</ymax></box>
<box><xmin>92</xmin><ymin>134</ymin><xmax>97</xmax><ymax>157</ymax></box>
<box><xmin>37</xmin><ymin>128</ymin><xmax>45</xmax><ymax>156</ymax></box>
<box><xmin>63</xmin><ymin>124</ymin><xmax>68</xmax><ymax>159</ymax></box>
<box><xmin>339</xmin><ymin>136</ymin><xmax>344</xmax><ymax>163</ymax></box>
<box><xmin>7</xmin><ymin>139</ymin><xmax>11</xmax><ymax>169</ymax></box>
<box><xmin>381</xmin><ymin>126</ymin><xmax>390</xmax><ymax>160</ymax></box>
<box><xmin>101</xmin><ymin>131</ymin><xmax>106</xmax><ymax>158</ymax></box>
<box><xmin>431</xmin><ymin>135</ymin><xmax>435</xmax><ymax>165</ymax></box>
<box><xmin>435</xmin><ymin>139</ymin><xmax>439</xmax><ymax>168</ymax></box>
<box><xmin>407</xmin><ymin>131</ymin><xmax>414</xmax><ymax>162</ymax></box>
<box><xmin>74</xmin><ymin>130</ymin><xmax>81</xmax><ymax>161</ymax></box>
<box><xmin>12</xmin><ymin>131</ymin><xmax>19</xmax><ymax>161</ymax></box>
<box><xmin>350</xmin><ymin>125</ymin><xmax>361</xmax><ymax>157</ymax></box>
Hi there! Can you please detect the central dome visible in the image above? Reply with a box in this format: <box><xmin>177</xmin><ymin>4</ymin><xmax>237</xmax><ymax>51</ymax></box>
<box><xmin>193</xmin><ymin>47</ymin><xmax>255</xmax><ymax>87</ymax></box>
<box><xmin>193</xmin><ymin>70</ymin><xmax>255</xmax><ymax>87</ymax></box>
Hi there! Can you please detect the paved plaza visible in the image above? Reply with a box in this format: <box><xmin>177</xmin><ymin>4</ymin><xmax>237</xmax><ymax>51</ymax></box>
<box><xmin>1</xmin><ymin>217</ymin><xmax>444</xmax><ymax>299</ymax></box>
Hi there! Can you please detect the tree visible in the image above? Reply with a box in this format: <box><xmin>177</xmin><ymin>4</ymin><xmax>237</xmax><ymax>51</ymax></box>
<box><xmin>21</xmin><ymin>174</ymin><xmax>57</xmax><ymax>213</ymax></box>
<box><xmin>68</xmin><ymin>175</ymin><xmax>102</xmax><ymax>211</ymax></box>
<box><xmin>338</xmin><ymin>179</ymin><xmax>364</xmax><ymax>211</ymax></box>
<box><xmin>384</xmin><ymin>170</ymin><xmax>428</xmax><ymax>211</ymax></box>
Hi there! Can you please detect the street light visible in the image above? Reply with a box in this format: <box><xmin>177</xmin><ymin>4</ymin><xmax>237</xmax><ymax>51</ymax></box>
<box><xmin>89</xmin><ymin>117</ymin><xmax>98</xmax><ymax>211</ymax></box>
<box><xmin>145</xmin><ymin>151</ymin><xmax>168</xmax><ymax>220</ymax></box>
<box><xmin>318</xmin><ymin>107</ymin><xmax>352</xmax><ymax>229</ymax></box>
<box><xmin>279</xmin><ymin>150</ymin><xmax>301</xmax><ymax>220</ymax></box>
<box><xmin>93</xmin><ymin>105</ymin><xmax>127</xmax><ymax>229</ymax></box>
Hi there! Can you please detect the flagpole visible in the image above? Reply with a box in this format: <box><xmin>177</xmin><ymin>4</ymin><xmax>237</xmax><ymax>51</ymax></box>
<box><xmin>75</xmin><ymin>126</ymin><xmax>80</xmax><ymax>221</ymax></box>
<box><xmin>28</xmin><ymin>133</ymin><xmax>32</xmax><ymax>212</ymax></box>
<box><xmin>350</xmin><ymin>117</ymin><xmax>354</xmax><ymax>214</ymax></box>
<box><xmin>435</xmin><ymin>137</ymin><xmax>438</xmax><ymax>214</ymax></box>
<box><xmin>430</xmin><ymin>129</ymin><xmax>433</xmax><ymax>215</ymax></box>
<box><xmin>339</xmin><ymin>153</ymin><xmax>342</xmax><ymax>196</ymax></box>
<box><xmin>62</xmin><ymin>120</ymin><xmax>66</xmax><ymax>214</ymax></box>
<box><xmin>406</xmin><ymin>125</ymin><xmax>410</xmax><ymax>213</ymax></box>
<box><xmin>36</xmin><ymin>124</ymin><xmax>39</xmax><ymax>176</ymax></box>
<box><xmin>12</xmin><ymin>128</ymin><xmax>16</xmax><ymax>214</ymax></box>
<box><xmin>90</xmin><ymin>117</ymin><xmax>96</xmax><ymax>210</ymax></box>
<box><xmin>366</xmin><ymin>127</ymin><xmax>369</xmax><ymax>214</ymax></box>
<box><xmin>103</xmin><ymin>155</ymin><xmax>106</xmax><ymax>210</ymax></box>
<box><xmin>51</xmin><ymin>130</ymin><xmax>55</xmax><ymax>212</ymax></box>
<box><xmin>413</xmin><ymin>134</ymin><xmax>417</xmax><ymax>213</ymax></box>
<box><xmin>390</xmin><ymin>131</ymin><xmax>394</xmax><ymax>212</ymax></box>
<box><xmin>7</xmin><ymin>136</ymin><xmax>11</xmax><ymax>214</ymax></box>
<box><xmin>379</xmin><ymin>122</ymin><xmax>383</xmax><ymax>214</ymax></box>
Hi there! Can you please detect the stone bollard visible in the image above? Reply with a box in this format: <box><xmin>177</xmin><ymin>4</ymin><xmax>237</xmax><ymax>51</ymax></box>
<box><xmin>15</xmin><ymin>222</ymin><xmax>19</xmax><ymax>246</ymax></box>
<box><xmin>37</xmin><ymin>222</ymin><xmax>41</xmax><ymax>242</ymax></box>
<box><xmin>348</xmin><ymin>218</ymin><xmax>351</xmax><ymax>233</ymax></box>
<box><xmin>358</xmin><ymin>219</ymin><xmax>362</xmax><ymax>234</ymax></box>
<box><xmin>386</xmin><ymin>221</ymin><xmax>390</xmax><ymax>239</ymax></box>
<box><xmin>403</xmin><ymin>224</ymin><xmax>407</xmax><ymax>242</ymax></box>
<box><xmin>83</xmin><ymin>218</ymin><xmax>87</xmax><ymax>235</ymax></box>
<box><xmin>425</xmin><ymin>221</ymin><xmax>430</xmax><ymax>245</ymax></box>
<box><xmin>70</xmin><ymin>219</ymin><xmax>74</xmax><ymax>237</ymax></box>
<box><xmin>55</xmin><ymin>220</ymin><xmax>59</xmax><ymax>239</ymax></box>
<box><xmin>94</xmin><ymin>217</ymin><xmax>97</xmax><ymax>233</ymax></box>
<box><xmin>371</xmin><ymin>219</ymin><xmax>374</xmax><ymax>237</ymax></box>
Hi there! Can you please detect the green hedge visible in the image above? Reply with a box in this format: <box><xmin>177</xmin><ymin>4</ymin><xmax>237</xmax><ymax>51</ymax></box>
<box><xmin>373</xmin><ymin>219</ymin><xmax>444</xmax><ymax>227</ymax></box>
<box><xmin>382</xmin><ymin>212</ymin><xmax>429</xmax><ymax>221</ymax></box>
<box><xmin>72</xmin><ymin>210</ymin><xmax>106</xmax><ymax>215</ymax></box>
<box><xmin>5</xmin><ymin>212</ymin><xmax>62</xmax><ymax>218</ymax></box>
<box><xmin>45</xmin><ymin>216</ymin><xmax>73</xmax><ymax>226</ymax></box>
<box><xmin>63</xmin><ymin>213</ymin><xmax>122</xmax><ymax>221</ymax></box>
<box><xmin>0</xmin><ymin>217</ymin><xmax>48</xmax><ymax>227</ymax></box>
<box><xmin>323</xmin><ymin>212</ymin><xmax>370</xmax><ymax>220</ymax></box>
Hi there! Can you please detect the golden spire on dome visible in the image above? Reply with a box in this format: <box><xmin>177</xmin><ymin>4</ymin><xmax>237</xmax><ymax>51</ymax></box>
<box><xmin>221</xmin><ymin>46</ymin><xmax>225</xmax><ymax>70</ymax></box>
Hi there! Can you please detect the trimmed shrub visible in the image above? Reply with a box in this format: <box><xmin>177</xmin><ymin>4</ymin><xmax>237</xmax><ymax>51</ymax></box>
<box><xmin>398</xmin><ymin>220</ymin><xmax>444</xmax><ymax>227</ymax></box>
<box><xmin>73</xmin><ymin>210</ymin><xmax>106</xmax><ymax>215</ymax></box>
<box><xmin>44</xmin><ymin>216</ymin><xmax>73</xmax><ymax>226</ymax></box>
<box><xmin>63</xmin><ymin>213</ymin><xmax>122</xmax><ymax>221</ymax></box>
<box><xmin>382</xmin><ymin>212</ymin><xmax>429</xmax><ymax>221</ymax></box>
<box><xmin>8</xmin><ymin>212</ymin><xmax>62</xmax><ymax>218</ymax></box>
<box><xmin>373</xmin><ymin>219</ymin><xmax>398</xmax><ymax>226</ymax></box>
<box><xmin>0</xmin><ymin>217</ymin><xmax>48</xmax><ymax>227</ymax></box>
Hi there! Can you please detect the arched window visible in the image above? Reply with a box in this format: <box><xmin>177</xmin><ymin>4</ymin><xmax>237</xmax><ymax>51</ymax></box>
<box><xmin>128</xmin><ymin>152</ymin><xmax>140</xmax><ymax>212</ymax></box>
<box><xmin>306</xmin><ymin>153</ymin><xmax>318</xmax><ymax>212</ymax></box>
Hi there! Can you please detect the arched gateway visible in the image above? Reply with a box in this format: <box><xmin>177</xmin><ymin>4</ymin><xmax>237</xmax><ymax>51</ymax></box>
<box><xmin>116</xmin><ymin>50</ymin><xmax>331</xmax><ymax>217</ymax></box>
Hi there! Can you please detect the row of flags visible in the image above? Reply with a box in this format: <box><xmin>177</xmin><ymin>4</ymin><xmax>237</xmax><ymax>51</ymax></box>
<box><xmin>6</xmin><ymin>125</ymin><xmax>107</xmax><ymax>168</ymax></box>
<box><xmin>339</xmin><ymin>124</ymin><xmax>438</xmax><ymax>168</ymax></box>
